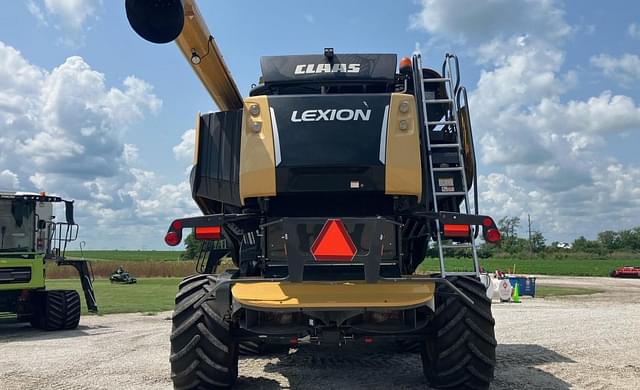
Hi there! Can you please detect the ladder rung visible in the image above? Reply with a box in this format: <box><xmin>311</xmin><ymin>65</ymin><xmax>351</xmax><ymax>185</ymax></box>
<box><xmin>435</xmin><ymin>191</ymin><xmax>467</xmax><ymax>196</ymax></box>
<box><xmin>423</xmin><ymin>77</ymin><xmax>450</xmax><ymax>82</ymax></box>
<box><xmin>433</xmin><ymin>167</ymin><xmax>463</xmax><ymax>172</ymax></box>
<box><xmin>430</xmin><ymin>143</ymin><xmax>460</xmax><ymax>148</ymax></box>
<box><xmin>427</xmin><ymin>120</ymin><xmax>457</xmax><ymax>125</ymax></box>
<box><xmin>440</xmin><ymin>244</ymin><xmax>474</xmax><ymax>249</ymax></box>
<box><xmin>424</xmin><ymin>99</ymin><xmax>453</xmax><ymax>104</ymax></box>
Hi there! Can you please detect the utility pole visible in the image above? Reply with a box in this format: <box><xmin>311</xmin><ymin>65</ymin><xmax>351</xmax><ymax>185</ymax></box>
<box><xmin>528</xmin><ymin>214</ymin><xmax>533</xmax><ymax>255</ymax></box>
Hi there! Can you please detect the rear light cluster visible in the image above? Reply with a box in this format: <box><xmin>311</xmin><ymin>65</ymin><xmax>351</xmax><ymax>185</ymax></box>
<box><xmin>441</xmin><ymin>217</ymin><xmax>501</xmax><ymax>244</ymax></box>
<box><xmin>482</xmin><ymin>217</ymin><xmax>501</xmax><ymax>244</ymax></box>
<box><xmin>164</xmin><ymin>219</ymin><xmax>223</xmax><ymax>247</ymax></box>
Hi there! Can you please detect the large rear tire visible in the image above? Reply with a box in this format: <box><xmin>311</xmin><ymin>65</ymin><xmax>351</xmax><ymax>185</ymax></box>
<box><xmin>30</xmin><ymin>290</ymin><xmax>81</xmax><ymax>331</ymax></box>
<box><xmin>170</xmin><ymin>274</ymin><xmax>238</xmax><ymax>390</ymax></box>
<box><xmin>422</xmin><ymin>276</ymin><xmax>496</xmax><ymax>389</ymax></box>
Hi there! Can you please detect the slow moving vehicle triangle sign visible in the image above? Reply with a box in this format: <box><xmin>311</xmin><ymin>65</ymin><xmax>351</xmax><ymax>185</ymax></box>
<box><xmin>311</xmin><ymin>219</ymin><xmax>357</xmax><ymax>262</ymax></box>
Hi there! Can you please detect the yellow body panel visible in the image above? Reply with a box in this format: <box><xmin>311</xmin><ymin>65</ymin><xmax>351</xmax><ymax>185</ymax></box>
<box><xmin>239</xmin><ymin>96</ymin><xmax>277</xmax><ymax>204</ymax></box>
<box><xmin>231</xmin><ymin>281</ymin><xmax>435</xmax><ymax>309</ymax></box>
<box><xmin>176</xmin><ymin>0</ymin><xmax>243</xmax><ymax>111</ymax></box>
<box><xmin>385</xmin><ymin>93</ymin><xmax>422</xmax><ymax>200</ymax></box>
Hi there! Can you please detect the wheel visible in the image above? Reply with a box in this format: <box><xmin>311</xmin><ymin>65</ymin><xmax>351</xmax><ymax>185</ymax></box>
<box><xmin>421</xmin><ymin>276</ymin><xmax>496</xmax><ymax>390</ymax></box>
<box><xmin>30</xmin><ymin>290</ymin><xmax>81</xmax><ymax>331</ymax></box>
<box><xmin>170</xmin><ymin>274</ymin><xmax>238</xmax><ymax>389</ymax></box>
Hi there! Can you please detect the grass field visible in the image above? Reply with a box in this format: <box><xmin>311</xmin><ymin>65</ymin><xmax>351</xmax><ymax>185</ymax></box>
<box><xmin>417</xmin><ymin>257</ymin><xmax>632</xmax><ymax>277</ymax></box>
<box><xmin>46</xmin><ymin>260</ymin><xmax>196</xmax><ymax>279</ymax></box>
<box><xmin>535</xmin><ymin>285</ymin><xmax>603</xmax><ymax>297</ymax></box>
<box><xmin>51</xmin><ymin>250</ymin><xmax>637</xmax><ymax>278</ymax></box>
<box><xmin>65</xmin><ymin>250</ymin><xmax>183</xmax><ymax>262</ymax></box>
<box><xmin>45</xmin><ymin>277</ymin><xmax>602</xmax><ymax>315</ymax></box>
<box><xmin>47</xmin><ymin>278</ymin><xmax>182</xmax><ymax>315</ymax></box>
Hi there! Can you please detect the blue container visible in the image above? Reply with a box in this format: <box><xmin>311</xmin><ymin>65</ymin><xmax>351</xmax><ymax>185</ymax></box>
<box><xmin>508</xmin><ymin>276</ymin><xmax>536</xmax><ymax>297</ymax></box>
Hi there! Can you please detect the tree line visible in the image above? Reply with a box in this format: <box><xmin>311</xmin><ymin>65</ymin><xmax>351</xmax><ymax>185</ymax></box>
<box><xmin>480</xmin><ymin>216</ymin><xmax>640</xmax><ymax>257</ymax></box>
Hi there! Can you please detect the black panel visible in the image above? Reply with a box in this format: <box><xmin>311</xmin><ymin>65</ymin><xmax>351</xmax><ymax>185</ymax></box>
<box><xmin>192</xmin><ymin>110</ymin><xmax>243</xmax><ymax>210</ymax></box>
<box><xmin>269</xmin><ymin>94</ymin><xmax>389</xmax><ymax>196</ymax></box>
<box><xmin>270</xmin><ymin>94</ymin><xmax>389</xmax><ymax>167</ymax></box>
<box><xmin>261</xmin><ymin>54</ymin><xmax>397</xmax><ymax>84</ymax></box>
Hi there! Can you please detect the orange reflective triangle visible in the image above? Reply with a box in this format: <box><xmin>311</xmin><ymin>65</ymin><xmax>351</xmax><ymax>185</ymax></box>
<box><xmin>311</xmin><ymin>219</ymin><xmax>357</xmax><ymax>262</ymax></box>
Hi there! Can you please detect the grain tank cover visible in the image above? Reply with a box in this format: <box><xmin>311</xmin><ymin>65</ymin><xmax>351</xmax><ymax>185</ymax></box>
<box><xmin>260</xmin><ymin>54</ymin><xmax>397</xmax><ymax>84</ymax></box>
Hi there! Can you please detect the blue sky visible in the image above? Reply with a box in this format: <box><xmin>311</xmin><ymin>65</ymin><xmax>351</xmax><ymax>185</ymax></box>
<box><xmin>0</xmin><ymin>0</ymin><xmax>638</xmax><ymax>249</ymax></box>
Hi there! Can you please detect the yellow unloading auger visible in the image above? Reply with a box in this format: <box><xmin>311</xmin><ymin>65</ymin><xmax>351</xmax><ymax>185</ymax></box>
<box><xmin>126</xmin><ymin>0</ymin><xmax>243</xmax><ymax>111</ymax></box>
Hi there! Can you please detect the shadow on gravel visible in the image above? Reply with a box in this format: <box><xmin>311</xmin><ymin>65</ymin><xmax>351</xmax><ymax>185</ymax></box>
<box><xmin>494</xmin><ymin>344</ymin><xmax>574</xmax><ymax>390</ymax></box>
<box><xmin>234</xmin><ymin>343</ymin><xmax>574</xmax><ymax>389</ymax></box>
<box><xmin>0</xmin><ymin>318</ymin><xmax>112</xmax><ymax>342</ymax></box>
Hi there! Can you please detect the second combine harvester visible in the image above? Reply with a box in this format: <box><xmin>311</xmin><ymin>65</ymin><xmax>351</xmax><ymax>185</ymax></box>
<box><xmin>126</xmin><ymin>1</ymin><xmax>502</xmax><ymax>389</ymax></box>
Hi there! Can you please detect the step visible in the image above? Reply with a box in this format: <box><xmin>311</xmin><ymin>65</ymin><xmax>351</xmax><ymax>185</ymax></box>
<box><xmin>424</xmin><ymin>98</ymin><xmax>454</xmax><ymax>104</ymax></box>
<box><xmin>423</xmin><ymin>77</ymin><xmax>450</xmax><ymax>83</ymax></box>
<box><xmin>430</xmin><ymin>143</ymin><xmax>460</xmax><ymax>148</ymax></box>
<box><xmin>440</xmin><ymin>244</ymin><xmax>474</xmax><ymax>249</ymax></box>
<box><xmin>432</xmin><ymin>167</ymin><xmax>464</xmax><ymax>172</ymax></box>
<box><xmin>427</xmin><ymin>120</ymin><xmax>457</xmax><ymax>125</ymax></box>
<box><xmin>435</xmin><ymin>191</ymin><xmax>467</xmax><ymax>196</ymax></box>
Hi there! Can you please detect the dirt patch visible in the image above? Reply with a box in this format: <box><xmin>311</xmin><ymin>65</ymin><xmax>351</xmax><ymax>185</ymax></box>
<box><xmin>1</xmin><ymin>276</ymin><xmax>639</xmax><ymax>389</ymax></box>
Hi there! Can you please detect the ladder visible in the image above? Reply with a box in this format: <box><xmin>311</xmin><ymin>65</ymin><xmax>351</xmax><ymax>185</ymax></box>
<box><xmin>412</xmin><ymin>53</ymin><xmax>480</xmax><ymax>277</ymax></box>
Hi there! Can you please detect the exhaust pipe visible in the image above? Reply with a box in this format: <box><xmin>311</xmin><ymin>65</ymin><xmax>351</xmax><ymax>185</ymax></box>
<box><xmin>125</xmin><ymin>0</ymin><xmax>243</xmax><ymax>111</ymax></box>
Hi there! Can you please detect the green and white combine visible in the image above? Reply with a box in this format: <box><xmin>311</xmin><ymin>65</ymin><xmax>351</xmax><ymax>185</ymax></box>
<box><xmin>0</xmin><ymin>192</ymin><xmax>97</xmax><ymax>330</ymax></box>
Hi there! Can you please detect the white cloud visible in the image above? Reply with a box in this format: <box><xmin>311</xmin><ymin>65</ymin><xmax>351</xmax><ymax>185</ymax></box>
<box><xmin>173</xmin><ymin>129</ymin><xmax>195</xmax><ymax>163</ymax></box>
<box><xmin>628</xmin><ymin>23</ymin><xmax>640</xmax><ymax>40</ymax></box>
<box><xmin>590</xmin><ymin>53</ymin><xmax>640</xmax><ymax>85</ymax></box>
<box><xmin>0</xmin><ymin>170</ymin><xmax>20</xmax><ymax>190</ymax></box>
<box><xmin>0</xmin><ymin>40</ymin><xmax>199</xmax><ymax>248</ymax></box>
<box><xmin>42</xmin><ymin>0</ymin><xmax>100</xmax><ymax>29</ymax></box>
<box><xmin>410</xmin><ymin>1</ymin><xmax>640</xmax><ymax>240</ymax></box>
<box><xmin>26</xmin><ymin>0</ymin><xmax>48</xmax><ymax>26</ymax></box>
<box><xmin>410</xmin><ymin>0</ymin><xmax>571</xmax><ymax>44</ymax></box>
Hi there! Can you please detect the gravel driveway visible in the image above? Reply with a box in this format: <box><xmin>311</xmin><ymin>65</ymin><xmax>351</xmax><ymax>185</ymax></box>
<box><xmin>1</xmin><ymin>276</ymin><xmax>639</xmax><ymax>389</ymax></box>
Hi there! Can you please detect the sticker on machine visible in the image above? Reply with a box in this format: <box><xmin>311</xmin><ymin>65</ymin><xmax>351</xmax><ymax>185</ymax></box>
<box><xmin>438</xmin><ymin>177</ymin><xmax>455</xmax><ymax>192</ymax></box>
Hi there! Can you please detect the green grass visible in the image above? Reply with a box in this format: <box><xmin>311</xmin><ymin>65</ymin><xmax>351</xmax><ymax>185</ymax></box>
<box><xmin>417</xmin><ymin>257</ymin><xmax>632</xmax><ymax>277</ymax></box>
<box><xmin>43</xmin><ymin>277</ymin><xmax>603</xmax><ymax>317</ymax></box>
<box><xmin>64</xmin><ymin>250</ymin><xmax>183</xmax><ymax>262</ymax></box>
<box><xmin>535</xmin><ymin>285</ymin><xmax>603</xmax><ymax>297</ymax></box>
<box><xmin>47</xmin><ymin>278</ymin><xmax>181</xmax><ymax>315</ymax></box>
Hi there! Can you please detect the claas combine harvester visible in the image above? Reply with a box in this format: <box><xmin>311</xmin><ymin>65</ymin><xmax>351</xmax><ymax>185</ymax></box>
<box><xmin>126</xmin><ymin>1</ymin><xmax>501</xmax><ymax>389</ymax></box>
<box><xmin>0</xmin><ymin>192</ymin><xmax>97</xmax><ymax>330</ymax></box>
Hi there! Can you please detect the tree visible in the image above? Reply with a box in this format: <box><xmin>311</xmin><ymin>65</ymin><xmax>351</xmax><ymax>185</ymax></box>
<box><xmin>572</xmin><ymin>236</ymin><xmax>604</xmax><ymax>255</ymax></box>
<box><xmin>498</xmin><ymin>216</ymin><xmax>520</xmax><ymax>240</ymax></box>
<box><xmin>182</xmin><ymin>232</ymin><xmax>203</xmax><ymax>260</ymax></box>
<box><xmin>530</xmin><ymin>230</ymin><xmax>546</xmax><ymax>253</ymax></box>
<box><xmin>597</xmin><ymin>230</ymin><xmax>619</xmax><ymax>252</ymax></box>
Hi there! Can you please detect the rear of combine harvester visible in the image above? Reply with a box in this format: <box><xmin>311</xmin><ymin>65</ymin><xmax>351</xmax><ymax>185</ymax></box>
<box><xmin>126</xmin><ymin>1</ymin><xmax>500</xmax><ymax>389</ymax></box>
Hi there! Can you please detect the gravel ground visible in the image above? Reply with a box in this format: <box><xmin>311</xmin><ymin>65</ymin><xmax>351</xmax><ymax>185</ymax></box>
<box><xmin>1</xmin><ymin>276</ymin><xmax>639</xmax><ymax>389</ymax></box>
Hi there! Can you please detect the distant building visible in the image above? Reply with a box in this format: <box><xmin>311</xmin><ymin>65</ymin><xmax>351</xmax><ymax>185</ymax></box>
<box><xmin>557</xmin><ymin>242</ymin><xmax>573</xmax><ymax>250</ymax></box>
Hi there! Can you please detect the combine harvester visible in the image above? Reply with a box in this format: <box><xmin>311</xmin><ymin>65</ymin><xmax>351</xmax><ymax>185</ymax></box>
<box><xmin>126</xmin><ymin>1</ymin><xmax>501</xmax><ymax>388</ymax></box>
<box><xmin>0</xmin><ymin>192</ymin><xmax>97</xmax><ymax>329</ymax></box>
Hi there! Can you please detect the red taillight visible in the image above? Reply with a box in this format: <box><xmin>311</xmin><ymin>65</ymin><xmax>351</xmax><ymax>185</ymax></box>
<box><xmin>443</xmin><ymin>224</ymin><xmax>470</xmax><ymax>238</ymax></box>
<box><xmin>364</xmin><ymin>336</ymin><xmax>374</xmax><ymax>344</ymax></box>
<box><xmin>486</xmin><ymin>228</ymin><xmax>501</xmax><ymax>243</ymax></box>
<box><xmin>171</xmin><ymin>220</ymin><xmax>183</xmax><ymax>230</ymax></box>
<box><xmin>164</xmin><ymin>231</ymin><xmax>181</xmax><ymax>246</ymax></box>
<box><xmin>194</xmin><ymin>226</ymin><xmax>222</xmax><ymax>240</ymax></box>
<box><xmin>482</xmin><ymin>217</ymin><xmax>493</xmax><ymax>227</ymax></box>
<box><xmin>310</xmin><ymin>219</ymin><xmax>357</xmax><ymax>262</ymax></box>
